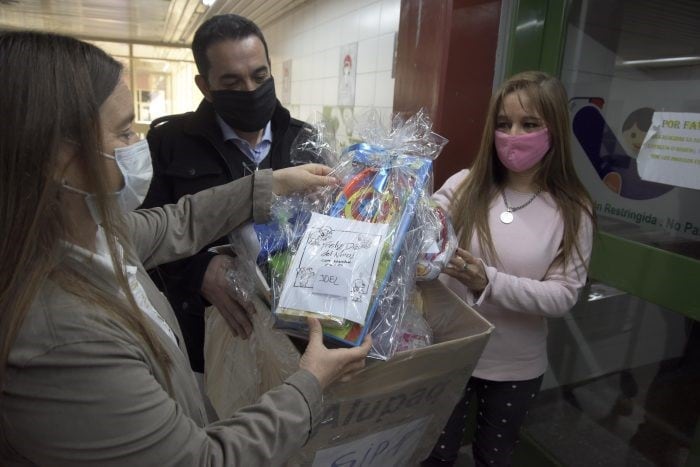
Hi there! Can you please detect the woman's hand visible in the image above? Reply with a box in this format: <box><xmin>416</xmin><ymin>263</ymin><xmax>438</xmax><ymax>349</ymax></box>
<box><xmin>299</xmin><ymin>318</ymin><xmax>371</xmax><ymax>390</ymax></box>
<box><xmin>444</xmin><ymin>247</ymin><xmax>488</xmax><ymax>293</ymax></box>
<box><xmin>272</xmin><ymin>164</ymin><xmax>338</xmax><ymax>196</ymax></box>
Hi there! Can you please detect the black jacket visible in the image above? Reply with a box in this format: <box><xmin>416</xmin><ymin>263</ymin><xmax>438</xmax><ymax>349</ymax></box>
<box><xmin>141</xmin><ymin>99</ymin><xmax>310</xmax><ymax>372</ymax></box>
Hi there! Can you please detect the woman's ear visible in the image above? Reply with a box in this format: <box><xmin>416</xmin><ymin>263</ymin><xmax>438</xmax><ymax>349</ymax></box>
<box><xmin>55</xmin><ymin>141</ymin><xmax>83</xmax><ymax>187</ymax></box>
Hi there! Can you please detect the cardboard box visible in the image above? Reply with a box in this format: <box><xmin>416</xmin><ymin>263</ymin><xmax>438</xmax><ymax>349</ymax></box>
<box><xmin>204</xmin><ymin>279</ymin><xmax>493</xmax><ymax>466</ymax></box>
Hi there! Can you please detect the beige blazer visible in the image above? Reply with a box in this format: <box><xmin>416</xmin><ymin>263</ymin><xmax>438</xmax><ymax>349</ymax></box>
<box><xmin>0</xmin><ymin>170</ymin><xmax>322</xmax><ymax>466</ymax></box>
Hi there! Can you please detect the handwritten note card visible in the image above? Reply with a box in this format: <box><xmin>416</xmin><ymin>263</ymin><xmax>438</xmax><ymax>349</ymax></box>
<box><xmin>278</xmin><ymin>213</ymin><xmax>389</xmax><ymax>325</ymax></box>
<box><xmin>313</xmin><ymin>265</ymin><xmax>353</xmax><ymax>298</ymax></box>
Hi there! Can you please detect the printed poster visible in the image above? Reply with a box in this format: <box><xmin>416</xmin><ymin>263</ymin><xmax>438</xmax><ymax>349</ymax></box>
<box><xmin>637</xmin><ymin>112</ymin><xmax>700</xmax><ymax>190</ymax></box>
<box><xmin>560</xmin><ymin>20</ymin><xmax>700</xmax><ymax>245</ymax></box>
<box><xmin>338</xmin><ymin>42</ymin><xmax>358</xmax><ymax>107</ymax></box>
<box><xmin>569</xmin><ymin>98</ymin><xmax>700</xmax><ymax>239</ymax></box>
<box><xmin>281</xmin><ymin>59</ymin><xmax>292</xmax><ymax>105</ymax></box>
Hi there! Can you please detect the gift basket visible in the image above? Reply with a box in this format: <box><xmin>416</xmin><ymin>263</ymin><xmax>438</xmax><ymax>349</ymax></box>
<box><xmin>252</xmin><ymin>110</ymin><xmax>456</xmax><ymax>360</ymax></box>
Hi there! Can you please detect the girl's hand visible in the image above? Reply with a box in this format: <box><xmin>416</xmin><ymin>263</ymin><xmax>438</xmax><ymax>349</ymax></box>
<box><xmin>444</xmin><ymin>248</ymin><xmax>488</xmax><ymax>292</ymax></box>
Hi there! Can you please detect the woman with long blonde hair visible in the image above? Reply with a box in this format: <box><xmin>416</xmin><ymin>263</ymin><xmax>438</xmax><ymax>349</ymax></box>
<box><xmin>424</xmin><ymin>71</ymin><xmax>595</xmax><ymax>466</ymax></box>
<box><xmin>0</xmin><ymin>31</ymin><xmax>369</xmax><ymax>466</ymax></box>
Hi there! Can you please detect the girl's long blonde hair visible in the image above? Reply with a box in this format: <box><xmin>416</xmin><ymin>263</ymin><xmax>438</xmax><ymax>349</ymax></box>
<box><xmin>451</xmin><ymin>71</ymin><xmax>595</xmax><ymax>269</ymax></box>
<box><xmin>0</xmin><ymin>32</ymin><xmax>171</xmax><ymax>387</ymax></box>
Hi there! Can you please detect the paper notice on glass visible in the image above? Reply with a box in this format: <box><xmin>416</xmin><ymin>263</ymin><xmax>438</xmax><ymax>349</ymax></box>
<box><xmin>637</xmin><ymin>112</ymin><xmax>700</xmax><ymax>190</ymax></box>
<box><xmin>278</xmin><ymin>213</ymin><xmax>389</xmax><ymax>325</ymax></box>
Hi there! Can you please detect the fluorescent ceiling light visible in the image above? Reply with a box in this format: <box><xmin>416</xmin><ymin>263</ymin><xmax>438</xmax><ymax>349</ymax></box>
<box><xmin>202</xmin><ymin>0</ymin><xmax>216</xmax><ymax>6</ymax></box>
<box><xmin>617</xmin><ymin>56</ymin><xmax>700</xmax><ymax>68</ymax></box>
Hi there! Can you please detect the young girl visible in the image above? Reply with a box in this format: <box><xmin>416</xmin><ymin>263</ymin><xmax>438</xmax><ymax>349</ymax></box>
<box><xmin>425</xmin><ymin>71</ymin><xmax>595</xmax><ymax>466</ymax></box>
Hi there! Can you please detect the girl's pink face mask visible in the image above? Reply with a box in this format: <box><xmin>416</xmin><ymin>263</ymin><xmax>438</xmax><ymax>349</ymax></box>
<box><xmin>494</xmin><ymin>127</ymin><xmax>551</xmax><ymax>172</ymax></box>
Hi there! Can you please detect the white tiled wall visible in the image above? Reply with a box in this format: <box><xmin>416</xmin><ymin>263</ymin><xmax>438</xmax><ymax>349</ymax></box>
<box><xmin>264</xmin><ymin>0</ymin><xmax>400</xmax><ymax>145</ymax></box>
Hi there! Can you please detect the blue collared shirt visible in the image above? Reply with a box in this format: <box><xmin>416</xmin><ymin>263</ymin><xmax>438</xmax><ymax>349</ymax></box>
<box><xmin>216</xmin><ymin>114</ymin><xmax>273</xmax><ymax>167</ymax></box>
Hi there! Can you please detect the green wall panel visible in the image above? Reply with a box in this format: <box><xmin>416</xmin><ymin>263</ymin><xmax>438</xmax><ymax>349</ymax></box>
<box><xmin>506</xmin><ymin>0</ymin><xmax>568</xmax><ymax>76</ymax></box>
<box><xmin>590</xmin><ymin>232</ymin><xmax>700</xmax><ymax>321</ymax></box>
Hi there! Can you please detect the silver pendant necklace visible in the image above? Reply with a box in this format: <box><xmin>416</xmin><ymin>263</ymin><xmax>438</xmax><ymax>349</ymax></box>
<box><xmin>500</xmin><ymin>188</ymin><xmax>541</xmax><ymax>224</ymax></box>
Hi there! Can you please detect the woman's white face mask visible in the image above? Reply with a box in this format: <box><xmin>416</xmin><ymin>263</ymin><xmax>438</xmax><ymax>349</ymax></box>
<box><xmin>62</xmin><ymin>138</ymin><xmax>153</xmax><ymax>225</ymax></box>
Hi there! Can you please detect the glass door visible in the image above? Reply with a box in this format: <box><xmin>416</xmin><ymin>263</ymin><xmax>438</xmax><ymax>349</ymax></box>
<box><xmin>506</xmin><ymin>1</ymin><xmax>700</xmax><ymax>466</ymax></box>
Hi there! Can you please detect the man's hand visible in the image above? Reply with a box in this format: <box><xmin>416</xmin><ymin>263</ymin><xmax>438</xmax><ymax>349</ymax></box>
<box><xmin>201</xmin><ymin>255</ymin><xmax>256</xmax><ymax>339</ymax></box>
<box><xmin>299</xmin><ymin>318</ymin><xmax>371</xmax><ymax>390</ymax></box>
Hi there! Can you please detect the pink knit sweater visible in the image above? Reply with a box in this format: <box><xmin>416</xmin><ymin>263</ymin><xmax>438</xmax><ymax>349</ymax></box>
<box><xmin>433</xmin><ymin>170</ymin><xmax>593</xmax><ymax>381</ymax></box>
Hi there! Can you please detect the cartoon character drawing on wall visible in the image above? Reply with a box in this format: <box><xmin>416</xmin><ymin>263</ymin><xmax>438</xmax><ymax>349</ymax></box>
<box><xmin>571</xmin><ymin>100</ymin><xmax>674</xmax><ymax>200</ymax></box>
<box><xmin>342</xmin><ymin>54</ymin><xmax>352</xmax><ymax>86</ymax></box>
<box><xmin>294</xmin><ymin>267</ymin><xmax>315</xmax><ymax>288</ymax></box>
<box><xmin>281</xmin><ymin>59</ymin><xmax>292</xmax><ymax>105</ymax></box>
<box><xmin>338</xmin><ymin>43</ymin><xmax>357</xmax><ymax>107</ymax></box>
<box><xmin>307</xmin><ymin>226</ymin><xmax>333</xmax><ymax>246</ymax></box>
<box><xmin>622</xmin><ymin>107</ymin><xmax>655</xmax><ymax>158</ymax></box>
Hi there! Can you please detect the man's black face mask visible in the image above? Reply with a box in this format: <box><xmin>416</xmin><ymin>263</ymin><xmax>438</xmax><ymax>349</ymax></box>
<box><xmin>210</xmin><ymin>77</ymin><xmax>277</xmax><ymax>132</ymax></box>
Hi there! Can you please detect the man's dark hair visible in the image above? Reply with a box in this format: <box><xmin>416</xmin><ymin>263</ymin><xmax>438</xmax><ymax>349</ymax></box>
<box><xmin>192</xmin><ymin>14</ymin><xmax>270</xmax><ymax>79</ymax></box>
